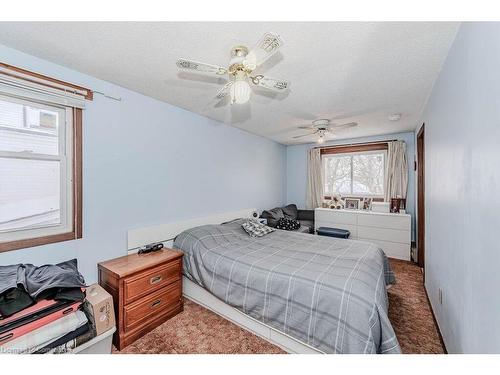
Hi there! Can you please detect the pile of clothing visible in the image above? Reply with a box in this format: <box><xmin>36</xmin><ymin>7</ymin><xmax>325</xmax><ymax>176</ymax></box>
<box><xmin>0</xmin><ymin>259</ymin><xmax>94</xmax><ymax>354</ymax></box>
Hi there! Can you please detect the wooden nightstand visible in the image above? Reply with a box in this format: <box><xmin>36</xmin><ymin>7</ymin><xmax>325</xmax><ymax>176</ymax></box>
<box><xmin>98</xmin><ymin>249</ymin><xmax>183</xmax><ymax>350</ymax></box>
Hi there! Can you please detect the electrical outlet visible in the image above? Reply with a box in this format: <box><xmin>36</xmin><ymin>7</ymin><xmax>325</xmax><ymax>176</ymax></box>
<box><xmin>438</xmin><ymin>288</ymin><xmax>443</xmax><ymax>305</ymax></box>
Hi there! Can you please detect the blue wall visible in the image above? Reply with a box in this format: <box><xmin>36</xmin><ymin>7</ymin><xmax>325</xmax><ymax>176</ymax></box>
<box><xmin>286</xmin><ymin>132</ymin><xmax>416</xmax><ymax>241</ymax></box>
<box><xmin>0</xmin><ymin>44</ymin><xmax>287</xmax><ymax>283</ymax></box>
<box><xmin>419</xmin><ymin>23</ymin><xmax>500</xmax><ymax>353</ymax></box>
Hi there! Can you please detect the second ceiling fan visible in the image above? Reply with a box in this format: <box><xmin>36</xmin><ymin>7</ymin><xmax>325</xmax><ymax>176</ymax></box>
<box><xmin>293</xmin><ymin>119</ymin><xmax>358</xmax><ymax>143</ymax></box>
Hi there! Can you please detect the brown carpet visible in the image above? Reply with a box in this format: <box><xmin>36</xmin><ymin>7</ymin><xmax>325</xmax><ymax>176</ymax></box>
<box><xmin>387</xmin><ymin>259</ymin><xmax>445</xmax><ymax>354</ymax></box>
<box><xmin>115</xmin><ymin>259</ymin><xmax>444</xmax><ymax>354</ymax></box>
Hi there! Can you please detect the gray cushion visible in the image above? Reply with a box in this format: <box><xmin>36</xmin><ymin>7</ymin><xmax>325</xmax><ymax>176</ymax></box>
<box><xmin>281</xmin><ymin>204</ymin><xmax>298</xmax><ymax>220</ymax></box>
<box><xmin>260</xmin><ymin>207</ymin><xmax>284</xmax><ymax>227</ymax></box>
<box><xmin>297</xmin><ymin>209</ymin><xmax>314</xmax><ymax>221</ymax></box>
<box><xmin>298</xmin><ymin>219</ymin><xmax>314</xmax><ymax>234</ymax></box>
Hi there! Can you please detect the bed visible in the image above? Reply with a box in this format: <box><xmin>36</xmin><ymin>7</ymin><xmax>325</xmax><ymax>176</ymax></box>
<box><xmin>173</xmin><ymin>218</ymin><xmax>401</xmax><ymax>354</ymax></box>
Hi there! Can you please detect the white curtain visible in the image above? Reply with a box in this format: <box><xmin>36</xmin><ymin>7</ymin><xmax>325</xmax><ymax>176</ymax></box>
<box><xmin>306</xmin><ymin>148</ymin><xmax>323</xmax><ymax>209</ymax></box>
<box><xmin>385</xmin><ymin>140</ymin><xmax>408</xmax><ymax>201</ymax></box>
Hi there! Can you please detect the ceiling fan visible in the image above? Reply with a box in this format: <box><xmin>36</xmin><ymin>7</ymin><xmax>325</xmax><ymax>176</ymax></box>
<box><xmin>176</xmin><ymin>32</ymin><xmax>290</xmax><ymax>105</ymax></box>
<box><xmin>293</xmin><ymin>119</ymin><xmax>358</xmax><ymax>143</ymax></box>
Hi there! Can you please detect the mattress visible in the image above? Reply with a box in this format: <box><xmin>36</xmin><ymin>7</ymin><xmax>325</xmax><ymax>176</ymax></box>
<box><xmin>174</xmin><ymin>219</ymin><xmax>400</xmax><ymax>354</ymax></box>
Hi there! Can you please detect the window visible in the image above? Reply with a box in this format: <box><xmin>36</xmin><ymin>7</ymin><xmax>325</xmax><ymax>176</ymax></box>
<box><xmin>0</xmin><ymin>63</ymin><xmax>89</xmax><ymax>253</ymax></box>
<box><xmin>323</xmin><ymin>148</ymin><xmax>386</xmax><ymax>198</ymax></box>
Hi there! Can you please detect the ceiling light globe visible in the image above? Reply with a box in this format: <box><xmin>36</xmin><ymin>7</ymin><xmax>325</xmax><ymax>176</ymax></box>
<box><xmin>230</xmin><ymin>79</ymin><xmax>251</xmax><ymax>104</ymax></box>
<box><xmin>317</xmin><ymin>136</ymin><xmax>325</xmax><ymax>144</ymax></box>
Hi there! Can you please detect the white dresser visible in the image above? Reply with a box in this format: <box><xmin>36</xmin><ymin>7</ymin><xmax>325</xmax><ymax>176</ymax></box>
<box><xmin>314</xmin><ymin>208</ymin><xmax>411</xmax><ymax>261</ymax></box>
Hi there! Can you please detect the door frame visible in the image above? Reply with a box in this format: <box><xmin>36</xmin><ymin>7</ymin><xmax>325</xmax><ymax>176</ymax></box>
<box><xmin>417</xmin><ymin>124</ymin><xmax>425</xmax><ymax>269</ymax></box>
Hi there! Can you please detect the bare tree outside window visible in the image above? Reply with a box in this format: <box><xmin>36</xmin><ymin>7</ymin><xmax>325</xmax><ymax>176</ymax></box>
<box><xmin>324</xmin><ymin>151</ymin><xmax>385</xmax><ymax>197</ymax></box>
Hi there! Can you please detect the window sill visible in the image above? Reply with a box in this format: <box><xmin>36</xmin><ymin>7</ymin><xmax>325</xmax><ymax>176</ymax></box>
<box><xmin>0</xmin><ymin>230</ymin><xmax>81</xmax><ymax>253</ymax></box>
<box><xmin>324</xmin><ymin>195</ymin><xmax>385</xmax><ymax>201</ymax></box>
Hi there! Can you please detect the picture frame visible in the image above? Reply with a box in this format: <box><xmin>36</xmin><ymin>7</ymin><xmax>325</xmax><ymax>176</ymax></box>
<box><xmin>344</xmin><ymin>198</ymin><xmax>360</xmax><ymax>210</ymax></box>
<box><xmin>362</xmin><ymin>197</ymin><xmax>373</xmax><ymax>211</ymax></box>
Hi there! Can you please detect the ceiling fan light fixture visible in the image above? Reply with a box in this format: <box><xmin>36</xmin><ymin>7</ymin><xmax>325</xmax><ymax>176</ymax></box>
<box><xmin>176</xmin><ymin>32</ymin><xmax>288</xmax><ymax>106</ymax></box>
<box><xmin>230</xmin><ymin>75</ymin><xmax>251</xmax><ymax>104</ymax></box>
<box><xmin>317</xmin><ymin>134</ymin><xmax>325</xmax><ymax>144</ymax></box>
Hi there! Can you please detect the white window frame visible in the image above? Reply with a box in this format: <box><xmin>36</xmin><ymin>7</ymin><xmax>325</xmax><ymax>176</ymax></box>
<box><xmin>323</xmin><ymin>149</ymin><xmax>387</xmax><ymax>198</ymax></box>
<box><xmin>0</xmin><ymin>93</ymin><xmax>74</xmax><ymax>242</ymax></box>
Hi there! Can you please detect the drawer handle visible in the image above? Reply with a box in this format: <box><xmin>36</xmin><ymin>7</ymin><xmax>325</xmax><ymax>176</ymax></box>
<box><xmin>151</xmin><ymin>299</ymin><xmax>162</xmax><ymax>308</ymax></box>
<box><xmin>150</xmin><ymin>275</ymin><xmax>162</xmax><ymax>285</ymax></box>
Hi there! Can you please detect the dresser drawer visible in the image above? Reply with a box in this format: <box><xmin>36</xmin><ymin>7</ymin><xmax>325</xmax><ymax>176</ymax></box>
<box><xmin>357</xmin><ymin>226</ymin><xmax>411</xmax><ymax>244</ymax></box>
<box><xmin>315</xmin><ymin>209</ymin><xmax>357</xmax><ymax>225</ymax></box>
<box><xmin>124</xmin><ymin>280</ymin><xmax>182</xmax><ymax>332</ymax></box>
<box><xmin>124</xmin><ymin>260</ymin><xmax>181</xmax><ymax>304</ymax></box>
<box><xmin>357</xmin><ymin>212</ymin><xmax>411</xmax><ymax>230</ymax></box>
<box><xmin>356</xmin><ymin>238</ymin><xmax>410</xmax><ymax>260</ymax></box>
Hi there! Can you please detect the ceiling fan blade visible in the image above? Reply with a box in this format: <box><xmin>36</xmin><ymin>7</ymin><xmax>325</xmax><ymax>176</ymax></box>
<box><xmin>292</xmin><ymin>133</ymin><xmax>314</xmax><ymax>139</ymax></box>
<box><xmin>330</xmin><ymin>122</ymin><xmax>358</xmax><ymax>130</ymax></box>
<box><xmin>203</xmin><ymin>82</ymin><xmax>233</xmax><ymax>110</ymax></box>
<box><xmin>243</xmin><ymin>32</ymin><xmax>284</xmax><ymax>69</ymax></box>
<box><xmin>176</xmin><ymin>58</ymin><xmax>227</xmax><ymax>76</ymax></box>
<box><xmin>297</xmin><ymin>126</ymin><xmax>313</xmax><ymax>130</ymax></box>
<box><xmin>214</xmin><ymin>81</ymin><xmax>233</xmax><ymax>101</ymax></box>
<box><xmin>251</xmin><ymin>75</ymin><xmax>290</xmax><ymax>92</ymax></box>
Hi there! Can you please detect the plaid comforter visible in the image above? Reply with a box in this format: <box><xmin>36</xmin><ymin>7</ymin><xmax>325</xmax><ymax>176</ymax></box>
<box><xmin>173</xmin><ymin>219</ymin><xmax>400</xmax><ymax>354</ymax></box>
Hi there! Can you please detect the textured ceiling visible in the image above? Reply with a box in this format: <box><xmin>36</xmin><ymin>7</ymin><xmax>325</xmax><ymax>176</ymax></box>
<box><xmin>0</xmin><ymin>22</ymin><xmax>459</xmax><ymax>144</ymax></box>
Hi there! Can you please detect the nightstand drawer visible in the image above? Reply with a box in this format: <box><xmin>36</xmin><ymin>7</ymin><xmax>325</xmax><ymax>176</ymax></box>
<box><xmin>124</xmin><ymin>280</ymin><xmax>182</xmax><ymax>332</ymax></box>
<box><xmin>124</xmin><ymin>260</ymin><xmax>181</xmax><ymax>304</ymax></box>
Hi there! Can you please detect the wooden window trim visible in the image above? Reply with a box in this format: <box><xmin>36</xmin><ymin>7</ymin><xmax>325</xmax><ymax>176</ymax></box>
<box><xmin>319</xmin><ymin>142</ymin><xmax>388</xmax><ymax>155</ymax></box>
<box><xmin>0</xmin><ymin>62</ymin><xmax>93</xmax><ymax>100</ymax></box>
<box><xmin>0</xmin><ymin>108</ymin><xmax>83</xmax><ymax>253</ymax></box>
<box><xmin>321</xmin><ymin>141</ymin><xmax>389</xmax><ymax>200</ymax></box>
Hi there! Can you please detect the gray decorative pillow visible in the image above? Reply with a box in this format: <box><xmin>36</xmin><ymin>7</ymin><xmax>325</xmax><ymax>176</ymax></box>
<box><xmin>281</xmin><ymin>204</ymin><xmax>298</xmax><ymax>220</ymax></box>
<box><xmin>260</xmin><ymin>207</ymin><xmax>284</xmax><ymax>227</ymax></box>
<box><xmin>241</xmin><ymin>219</ymin><xmax>275</xmax><ymax>237</ymax></box>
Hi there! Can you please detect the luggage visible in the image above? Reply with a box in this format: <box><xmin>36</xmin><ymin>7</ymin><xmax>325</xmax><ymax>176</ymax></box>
<box><xmin>0</xmin><ymin>301</ymin><xmax>82</xmax><ymax>345</ymax></box>
<box><xmin>0</xmin><ymin>259</ymin><xmax>95</xmax><ymax>354</ymax></box>
<box><xmin>1</xmin><ymin>310</ymin><xmax>88</xmax><ymax>354</ymax></box>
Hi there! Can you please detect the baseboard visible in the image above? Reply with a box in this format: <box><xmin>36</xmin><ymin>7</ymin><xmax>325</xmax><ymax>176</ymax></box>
<box><xmin>423</xmin><ymin>285</ymin><xmax>448</xmax><ymax>354</ymax></box>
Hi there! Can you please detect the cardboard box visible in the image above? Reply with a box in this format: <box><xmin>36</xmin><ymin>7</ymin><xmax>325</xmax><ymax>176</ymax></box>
<box><xmin>83</xmin><ymin>283</ymin><xmax>116</xmax><ymax>336</ymax></box>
